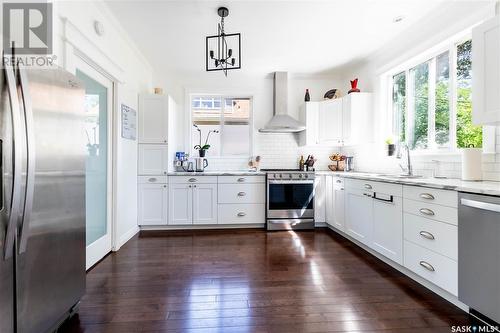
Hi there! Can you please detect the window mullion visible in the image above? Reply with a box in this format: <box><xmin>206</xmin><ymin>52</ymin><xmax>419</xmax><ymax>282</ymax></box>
<box><xmin>406</xmin><ymin>69</ymin><xmax>413</xmax><ymax>148</ymax></box>
<box><xmin>450</xmin><ymin>44</ymin><xmax>458</xmax><ymax>151</ymax></box>
<box><xmin>428</xmin><ymin>58</ymin><xmax>437</xmax><ymax>150</ymax></box>
<box><xmin>220</xmin><ymin>97</ymin><xmax>225</xmax><ymax>157</ymax></box>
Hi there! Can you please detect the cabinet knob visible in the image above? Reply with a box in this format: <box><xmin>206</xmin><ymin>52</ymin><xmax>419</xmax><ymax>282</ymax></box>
<box><xmin>419</xmin><ymin>208</ymin><xmax>435</xmax><ymax>216</ymax></box>
<box><xmin>238</xmin><ymin>192</ymin><xmax>246</xmax><ymax>197</ymax></box>
<box><xmin>163</xmin><ymin>171</ymin><xmax>167</xmax><ymax>175</ymax></box>
<box><xmin>163</xmin><ymin>185</ymin><xmax>167</xmax><ymax>188</ymax></box>
<box><xmin>419</xmin><ymin>193</ymin><xmax>435</xmax><ymax>200</ymax></box>
<box><xmin>419</xmin><ymin>231</ymin><xmax>435</xmax><ymax>240</ymax></box>
<box><xmin>164</xmin><ymin>139</ymin><xmax>167</xmax><ymax>143</ymax></box>
<box><xmin>237</xmin><ymin>212</ymin><xmax>246</xmax><ymax>217</ymax></box>
<box><xmin>419</xmin><ymin>261</ymin><xmax>435</xmax><ymax>272</ymax></box>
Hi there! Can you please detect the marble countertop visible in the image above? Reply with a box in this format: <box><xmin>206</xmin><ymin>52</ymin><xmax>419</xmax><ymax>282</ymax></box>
<box><xmin>167</xmin><ymin>171</ymin><xmax>266</xmax><ymax>176</ymax></box>
<box><xmin>315</xmin><ymin>171</ymin><xmax>500</xmax><ymax>197</ymax></box>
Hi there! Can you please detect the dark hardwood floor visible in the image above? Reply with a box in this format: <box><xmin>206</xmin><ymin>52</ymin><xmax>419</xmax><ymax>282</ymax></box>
<box><xmin>60</xmin><ymin>228</ymin><xmax>472</xmax><ymax>332</ymax></box>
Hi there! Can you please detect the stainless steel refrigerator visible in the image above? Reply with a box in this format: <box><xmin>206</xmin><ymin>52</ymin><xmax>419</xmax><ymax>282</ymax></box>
<box><xmin>1</xmin><ymin>62</ymin><xmax>86</xmax><ymax>332</ymax></box>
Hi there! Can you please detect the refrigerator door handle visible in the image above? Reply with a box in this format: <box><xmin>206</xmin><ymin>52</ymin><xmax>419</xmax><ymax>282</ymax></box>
<box><xmin>3</xmin><ymin>61</ymin><xmax>23</xmax><ymax>260</ymax></box>
<box><xmin>18</xmin><ymin>67</ymin><xmax>36</xmax><ymax>254</ymax></box>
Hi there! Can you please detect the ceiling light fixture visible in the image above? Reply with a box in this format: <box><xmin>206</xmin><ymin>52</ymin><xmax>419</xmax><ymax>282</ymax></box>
<box><xmin>206</xmin><ymin>7</ymin><xmax>241</xmax><ymax>76</ymax></box>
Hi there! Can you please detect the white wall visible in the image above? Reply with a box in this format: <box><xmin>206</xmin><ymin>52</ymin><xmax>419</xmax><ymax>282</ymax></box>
<box><xmin>53</xmin><ymin>1</ymin><xmax>153</xmax><ymax>249</ymax></box>
<box><xmin>158</xmin><ymin>72</ymin><xmax>349</xmax><ymax>170</ymax></box>
<box><xmin>340</xmin><ymin>2</ymin><xmax>500</xmax><ymax>181</ymax></box>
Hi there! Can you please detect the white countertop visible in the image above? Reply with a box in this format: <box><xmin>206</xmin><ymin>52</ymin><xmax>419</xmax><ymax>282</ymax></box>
<box><xmin>316</xmin><ymin>171</ymin><xmax>500</xmax><ymax>197</ymax></box>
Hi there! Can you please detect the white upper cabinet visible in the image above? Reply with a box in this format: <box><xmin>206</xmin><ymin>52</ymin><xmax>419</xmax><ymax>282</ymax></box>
<box><xmin>299</xmin><ymin>102</ymin><xmax>320</xmax><ymax>146</ymax></box>
<box><xmin>138</xmin><ymin>145</ymin><xmax>169</xmax><ymax>175</ymax></box>
<box><xmin>139</xmin><ymin>94</ymin><xmax>169</xmax><ymax>143</ymax></box>
<box><xmin>342</xmin><ymin>93</ymin><xmax>373</xmax><ymax>146</ymax></box>
<box><xmin>319</xmin><ymin>99</ymin><xmax>343</xmax><ymax>145</ymax></box>
<box><xmin>472</xmin><ymin>16</ymin><xmax>500</xmax><ymax>125</ymax></box>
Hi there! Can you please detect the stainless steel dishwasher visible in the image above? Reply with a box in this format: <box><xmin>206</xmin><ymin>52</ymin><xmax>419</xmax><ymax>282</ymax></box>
<box><xmin>458</xmin><ymin>192</ymin><xmax>500</xmax><ymax>324</ymax></box>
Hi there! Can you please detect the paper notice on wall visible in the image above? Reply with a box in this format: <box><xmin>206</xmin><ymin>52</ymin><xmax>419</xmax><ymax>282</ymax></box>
<box><xmin>121</xmin><ymin>103</ymin><xmax>136</xmax><ymax>140</ymax></box>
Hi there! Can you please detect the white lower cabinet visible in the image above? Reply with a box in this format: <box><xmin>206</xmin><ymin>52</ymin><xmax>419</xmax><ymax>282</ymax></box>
<box><xmin>168</xmin><ymin>184</ymin><xmax>193</xmax><ymax>225</ymax></box>
<box><xmin>138</xmin><ymin>183</ymin><xmax>168</xmax><ymax>226</ymax></box>
<box><xmin>345</xmin><ymin>187</ymin><xmax>373</xmax><ymax>245</ymax></box>
<box><xmin>404</xmin><ymin>240</ymin><xmax>458</xmax><ymax>296</ymax></box>
<box><xmin>218</xmin><ymin>204</ymin><xmax>265</xmax><ymax>224</ymax></box>
<box><xmin>314</xmin><ymin>175</ymin><xmax>326</xmax><ymax>223</ymax></box>
<box><xmin>326</xmin><ymin>176</ymin><xmax>345</xmax><ymax>231</ymax></box>
<box><xmin>372</xmin><ymin>193</ymin><xmax>403</xmax><ymax>264</ymax></box>
<box><xmin>192</xmin><ymin>184</ymin><xmax>218</xmax><ymax>225</ymax></box>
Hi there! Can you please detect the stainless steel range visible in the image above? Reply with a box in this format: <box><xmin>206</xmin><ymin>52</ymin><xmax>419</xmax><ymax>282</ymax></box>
<box><xmin>264</xmin><ymin>169</ymin><xmax>315</xmax><ymax>230</ymax></box>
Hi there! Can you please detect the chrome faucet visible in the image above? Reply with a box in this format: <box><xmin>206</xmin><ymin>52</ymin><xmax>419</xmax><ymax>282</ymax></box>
<box><xmin>398</xmin><ymin>143</ymin><xmax>413</xmax><ymax>176</ymax></box>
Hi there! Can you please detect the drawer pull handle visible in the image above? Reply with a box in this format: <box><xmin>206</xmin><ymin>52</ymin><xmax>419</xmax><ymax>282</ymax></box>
<box><xmin>238</xmin><ymin>192</ymin><xmax>246</xmax><ymax>197</ymax></box>
<box><xmin>237</xmin><ymin>178</ymin><xmax>245</xmax><ymax>182</ymax></box>
<box><xmin>364</xmin><ymin>184</ymin><xmax>372</xmax><ymax>189</ymax></box>
<box><xmin>419</xmin><ymin>208</ymin><xmax>435</xmax><ymax>216</ymax></box>
<box><xmin>188</xmin><ymin>178</ymin><xmax>197</xmax><ymax>183</ymax></box>
<box><xmin>420</xmin><ymin>193</ymin><xmax>435</xmax><ymax>200</ymax></box>
<box><xmin>237</xmin><ymin>212</ymin><xmax>246</xmax><ymax>217</ymax></box>
<box><xmin>148</xmin><ymin>178</ymin><xmax>157</xmax><ymax>182</ymax></box>
<box><xmin>419</xmin><ymin>261</ymin><xmax>435</xmax><ymax>272</ymax></box>
<box><xmin>336</xmin><ymin>180</ymin><xmax>342</xmax><ymax>183</ymax></box>
<box><xmin>419</xmin><ymin>231</ymin><xmax>435</xmax><ymax>240</ymax></box>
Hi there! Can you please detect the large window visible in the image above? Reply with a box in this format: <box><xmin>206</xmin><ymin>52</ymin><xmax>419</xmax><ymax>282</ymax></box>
<box><xmin>392</xmin><ymin>39</ymin><xmax>482</xmax><ymax>151</ymax></box>
<box><xmin>191</xmin><ymin>95</ymin><xmax>252</xmax><ymax>157</ymax></box>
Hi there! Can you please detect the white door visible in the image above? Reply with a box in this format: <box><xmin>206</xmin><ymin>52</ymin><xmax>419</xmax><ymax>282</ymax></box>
<box><xmin>319</xmin><ymin>99</ymin><xmax>343</xmax><ymax>144</ymax></box>
<box><xmin>345</xmin><ymin>189</ymin><xmax>372</xmax><ymax>245</ymax></box>
<box><xmin>75</xmin><ymin>58</ymin><xmax>114</xmax><ymax>270</ymax></box>
<box><xmin>138</xmin><ymin>95</ymin><xmax>169</xmax><ymax>143</ymax></box>
<box><xmin>372</xmin><ymin>195</ymin><xmax>403</xmax><ymax>264</ymax></box>
<box><xmin>193</xmin><ymin>184</ymin><xmax>218</xmax><ymax>225</ymax></box>
<box><xmin>332</xmin><ymin>179</ymin><xmax>345</xmax><ymax>231</ymax></box>
<box><xmin>325</xmin><ymin>176</ymin><xmax>334</xmax><ymax>226</ymax></box>
<box><xmin>138</xmin><ymin>183</ymin><xmax>168</xmax><ymax>225</ymax></box>
<box><xmin>169</xmin><ymin>184</ymin><xmax>193</xmax><ymax>225</ymax></box>
<box><xmin>138</xmin><ymin>144</ymin><xmax>168</xmax><ymax>175</ymax></box>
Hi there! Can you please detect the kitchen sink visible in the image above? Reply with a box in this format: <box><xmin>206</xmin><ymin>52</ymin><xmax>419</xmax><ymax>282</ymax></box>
<box><xmin>379</xmin><ymin>174</ymin><xmax>424</xmax><ymax>179</ymax></box>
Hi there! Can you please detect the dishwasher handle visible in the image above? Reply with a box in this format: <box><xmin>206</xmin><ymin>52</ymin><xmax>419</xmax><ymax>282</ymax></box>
<box><xmin>460</xmin><ymin>198</ymin><xmax>500</xmax><ymax>213</ymax></box>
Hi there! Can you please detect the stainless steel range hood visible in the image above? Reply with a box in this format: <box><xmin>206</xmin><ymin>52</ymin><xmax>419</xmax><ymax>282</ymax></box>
<box><xmin>259</xmin><ymin>72</ymin><xmax>306</xmax><ymax>133</ymax></box>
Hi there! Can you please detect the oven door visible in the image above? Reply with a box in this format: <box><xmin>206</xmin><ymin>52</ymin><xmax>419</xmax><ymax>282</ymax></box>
<box><xmin>267</xmin><ymin>180</ymin><xmax>314</xmax><ymax>219</ymax></box>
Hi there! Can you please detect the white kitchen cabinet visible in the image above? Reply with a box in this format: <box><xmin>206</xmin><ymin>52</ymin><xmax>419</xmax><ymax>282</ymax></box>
<box><xmin>314</xmin><ymin>175</ymin><xmax>326</xmax><ymax>223</ymax></box>
<box><xmin>298</xmin><ymin>102</ymin><xmax>320</xmax><ymax>146</ymax></box>
<box><xmin>319</xmin><ymin>99</ymin><xmax>343</xmax><ymax>145</ymax></box>
<box><xmin>139</xmin><ymin>94</ymin><xmax>169</xmax><ymax>143</ymax></box>
<box><xmin>192</xmin><ymin>183</ymin><xmax>218</xmax><ymax>225</ymax></box>
<box><xmin>372</xmin><ymin>191</ymin><xmax>403</xmax><ymax>264</ymax></box>
<box><xmin>138</xmin><ymin>183</ymin><xmax>168</xmax><ymax>226</ymax></box>
<box><xmin>138</xmin><ymin>144</ymin><xmax>168</xmax><ymax>175</ymax></box>
<box><xmin>472</xmin><ymin>16</ymin><xmax>500</xmax><ymax>125</ymax></box>
<box><xmin>342</xmin><ymin>93</ymin><xmax>373</xmax><ymax>145</ymax></box>
<box><xmin>345</xmin><ymin>187</ymin><xmax>373</xmax><ymax>245</ymax></box>
<box><xmin>332</xmin><ymin>177</ymin><xmax>345</xmax><ymax>231</ymax></box>
<box><xmin>168</xmin><ymin>184</ymin><xmax>193</xmax><ymax>225</ymax></box>
<box><xmin>325</xmin><ymin>176</ymin><xmax>334</xmax><ymax>226</ymax></box>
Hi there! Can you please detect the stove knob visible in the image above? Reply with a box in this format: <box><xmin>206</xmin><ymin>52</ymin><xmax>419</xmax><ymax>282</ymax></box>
<box><xmin>304</xmin><ymin>174</ymin><xmax>308</xmax><ymax>179</ymax></box>
<box><xmin>279</xmin><ymin>174</ymin><xmax>282</xmax><ymax>178</ymax></box>
<box><xmin>289</xmin><ymin>174</ymin><xmax>293</xmax><ymax>179</ymax></box>
<box><xmin>299</xmin><ymin>174</ymin><xmax>303</xmax><ymax>179</ymax></box>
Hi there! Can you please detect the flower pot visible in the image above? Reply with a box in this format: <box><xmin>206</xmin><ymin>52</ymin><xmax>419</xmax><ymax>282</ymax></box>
<box><xmin>198</xmin><ymin>149</ymin><xmax>206</xmax><ymax>157</ymax></box>
<box><xmin>387</xmin><ymin>144</ymin><xmax>395</xmax><ymax>156</ymax></box>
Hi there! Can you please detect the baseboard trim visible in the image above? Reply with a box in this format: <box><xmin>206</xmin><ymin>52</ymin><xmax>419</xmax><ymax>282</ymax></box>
<box><xmin>114</xmin><ymin>226</ymin><xmax>140</xmax><ymax>251</ymax></box>
<box><xmin>325</xmin><ymin>225</ymin><xmax>469</xmax><ymax>312</ymax></box>
<box><xmin>140</xmin><ymin>223</ymin><xmax>265</xmax><ymax>231</ymax></box>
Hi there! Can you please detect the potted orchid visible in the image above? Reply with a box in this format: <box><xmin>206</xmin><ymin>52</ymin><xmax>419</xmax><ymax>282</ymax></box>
<box><xmin>193</xmin><ymin>124</ymin><xmax>219</xmax><ymax>157</ymax></box>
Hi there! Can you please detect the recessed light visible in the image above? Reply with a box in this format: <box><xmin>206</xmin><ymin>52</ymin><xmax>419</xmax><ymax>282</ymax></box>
<box><xmin>393</xmin><ymin>15</ymin><xmax>405</xmax><ymax>23</ymax></box>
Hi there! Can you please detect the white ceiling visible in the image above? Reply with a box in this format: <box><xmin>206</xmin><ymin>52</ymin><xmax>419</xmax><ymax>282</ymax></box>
<box><xmin>103</xmin><ymin>0</ymin><xmax>481</xmax><ymax>77</ymax></box>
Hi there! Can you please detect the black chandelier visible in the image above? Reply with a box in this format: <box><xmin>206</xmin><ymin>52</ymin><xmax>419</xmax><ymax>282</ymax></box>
<box><xmin>206</xmin><ymin>7</ymin><xmax>241</xmax><ymax>76</ymax></box>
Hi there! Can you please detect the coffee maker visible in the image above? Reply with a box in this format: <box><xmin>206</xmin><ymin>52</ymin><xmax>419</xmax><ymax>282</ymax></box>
<box><xmin>195</xmin><ymin>157</ymin><xmax>208</xmax><ymax>172</ymax></box>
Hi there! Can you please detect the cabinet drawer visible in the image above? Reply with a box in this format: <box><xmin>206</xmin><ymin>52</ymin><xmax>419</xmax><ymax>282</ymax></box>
<box><xmin>138</xmin><ymin>176</ymin><xmax>167</xmax><ymax>184</ymax></box>
<box><xmin>403</xmin><ymin>199</ymin><xmax>457</xmax><ymax>225</ymax></box>
<box><xmin>218</xmin><ymin>184</ymin><xmax>265</xmax><ymax>204</ymax></box>
<box><xmin>218</xmin><ymin>175</ymin><xmax>265</xmax><ymax>184</ymax></box>
<box><xmin>332</xmin><ymin>176</ymin><xmax>344</xmax><ymax>189</ymax></box>
<box><xmin>404</xmin><ymin>241</ymin><xmax>458</xmax><ymax>296</ymax></box>
<box><xmin>403</xmin><ymin>213</ymin><xmax>457</xmax><ymax>260</ymax></box>
<box><xmin>345</xmin><ymin>178</ymin><xmax>402</xmax><ymax>196</ymax></box>
<box><xmin>218</xmin><ymin>204</ymin><xmax>265</xmax><ymax>224</ymax></box>
<box><xmin>403</xmin><ymin>186</ymin><xmax>457</xmax><ymax>208</ymax></box>
<box><xmin>169</xmin><ymin>176</ymin><xmax>218</xmax><ymax>184</ymax></box>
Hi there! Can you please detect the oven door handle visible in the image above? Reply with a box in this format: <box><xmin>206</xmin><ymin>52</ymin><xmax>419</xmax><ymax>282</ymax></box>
<box><xmin>268</xmin><ymin>180</ymin><xmax>314</xmax><ymax>185</ymax></box>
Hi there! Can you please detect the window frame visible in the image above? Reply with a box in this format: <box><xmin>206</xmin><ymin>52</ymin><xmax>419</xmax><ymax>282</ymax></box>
<box><xmin>385</xmin><ymin>32</ymin><xmax>495</xmax><ymax>154</ymax></box>
<box><xmin>186</xmin><ymin>92</ymin><xmax>254</xmax><ymax>159</ymax></box>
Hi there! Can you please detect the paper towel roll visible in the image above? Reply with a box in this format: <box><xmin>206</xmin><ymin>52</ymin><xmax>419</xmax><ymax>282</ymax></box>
<box><xmin>461</xmin><ymin>148</ymin><xmax>482</xmax><ymax>181</ymax></box>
